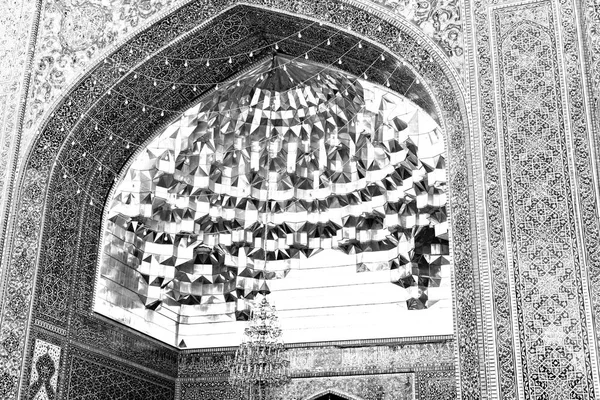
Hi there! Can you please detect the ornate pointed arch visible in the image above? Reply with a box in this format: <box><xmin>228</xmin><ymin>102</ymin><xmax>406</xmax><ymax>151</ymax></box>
<box><xmin>2</xmin><ymin>1</ymin><xmax>483</xmax><ymax>399</ymax></box>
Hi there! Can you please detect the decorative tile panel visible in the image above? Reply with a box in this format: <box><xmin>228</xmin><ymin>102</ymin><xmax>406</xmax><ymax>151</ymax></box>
<box><xmin>278</xmin><ymin>374</ymin><xmax>414</xmax><ymax>400</ymax></box>
<box><xmin>179</xmin><ymin>374</ymin><xmax>415</xmax><ymax>400</ymax></box>
<box><xmin>415</xmin><ymin>369</ymin><xmax>455</xmax><ymax>400</ymax></box>
<box><xmin>178</xmin><ymin>340</ymin><xmax>455</xmax><ymax>378</ymax></box>
<box><xmin>28</xmin><ymin>339</ymin><xmax>61</xmax><ymax>400</ymax></box>
<box><xmin>0</xmin><ymin>0</ymin><xmax>38</xmax><ymax>395</ymax></box>
<box><xmin>179</xmin><ymin>380</ymin><xmax>237</xmax><ymax>400</ymax></box>
<box><xmin>490</xmin><ymin>1</ymin><xmax>597</xmax><ymax>397</ymax></box>
<box><xmin>66</xmin><ymin>348</ymin><xmax>175</xmax><ymax>400</ymax></box>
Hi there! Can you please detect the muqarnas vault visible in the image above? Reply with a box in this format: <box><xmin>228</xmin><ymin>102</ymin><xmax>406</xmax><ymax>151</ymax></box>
<box><xmin>96</xmin><ymin>56</ymin><xmax>450</xmax><ymax>347</ymax></box>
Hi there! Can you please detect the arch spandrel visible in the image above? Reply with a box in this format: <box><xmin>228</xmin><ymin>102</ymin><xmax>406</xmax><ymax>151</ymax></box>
<box><xmin>5</xmin><ymin>2</ymin><xmax>481</xmax><ymax>400</ymax></box>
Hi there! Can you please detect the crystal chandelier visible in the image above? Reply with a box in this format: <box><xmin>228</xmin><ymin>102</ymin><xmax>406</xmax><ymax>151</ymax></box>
<box><xmin>229</xmin><ymin>296</ymin><xmax>290</xmax><ymax>399</ymax></box>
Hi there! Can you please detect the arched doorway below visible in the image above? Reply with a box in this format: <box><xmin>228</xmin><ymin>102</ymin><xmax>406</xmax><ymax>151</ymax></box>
<box><xmin>306</xmin><ymin>389</ymin><xmax>365</xmax><ymax>400</ymax></box>
<box><xmin>313</xmin><ymin>395</ymin><xmax>354</xmax><ymax>400</ymax></box>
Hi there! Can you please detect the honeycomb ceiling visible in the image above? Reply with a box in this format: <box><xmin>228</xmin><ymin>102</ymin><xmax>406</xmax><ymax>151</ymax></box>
<box><xmin>96</xmin><ymin>56</ymin><xmax>449</xmax><ymax>348</ymax></box>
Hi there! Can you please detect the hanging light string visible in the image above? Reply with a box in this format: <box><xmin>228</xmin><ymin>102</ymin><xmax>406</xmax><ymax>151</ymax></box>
<box><xmin>56</xmin><ymin>96</ymin><xmax>410</xmax><ymax>217</ymax></box>
<box><xmin>107</xmin><ymin>24</ymin><xmax>342</xmax><ymax>89</ymax></box>
<box><xmin>100</xmin><ymin>32</ymin><xmax>357</xmax><ymax>114</ymax></box>
<box><xmin>149</xmin><ymin>21</ymin><xmax>320</xmax><ymax>64</ymax></box>
<box><xmin>60</xmin><ymin>46</ymin><xmax>405</xmax><ymax>184</ymax></box>
<box><xmin>77</xmin><ymin>46</ymin><xmax>406</xmax><ymax>151</ymax></box>
<box><xmin>59</xmin><ymin>39</ymin><xmax>416</xmax><ymax>164</ymax></box>
<box><xmin>65</xmin><ymin>38</ymin><xmax>400</xmax><ymax>156</ymax></box>
<box><xmin>54</xmin><ymin>44</ymin><xmax>422</xmax><ymax>213</ymax></box>
<box><xmin>56</xmin><ymin>79</ymin><xmax>423</xmax><ymax>217</ymax></box>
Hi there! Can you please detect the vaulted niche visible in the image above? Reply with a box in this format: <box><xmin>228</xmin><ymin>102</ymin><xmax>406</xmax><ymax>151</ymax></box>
<box><xmin>95</xmin><ymin>56</ymin><xmax>451</xmax><ymax>348</ymax></box>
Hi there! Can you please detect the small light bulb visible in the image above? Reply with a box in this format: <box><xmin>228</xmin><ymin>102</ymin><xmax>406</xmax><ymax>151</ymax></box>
<box><xmin>338</xmin><ymin>58</ymin><xmax>342</xmax><ymax>64</ymax></box>
<box><xmin>327</xmin><ymin>39</ymin><xmax>331</xmax><ymax>46</ymax></box>
<box><xmin>206</xmin><ymin>60</ymin><xmax>210</xmax><ymax>67</ymax></box>
<box><xmin>109</xmin><ymin>134</ymin><xmax>113</xmax><ymax>140</ymax></box>
<box><xmin>184</xmin><ymin>60</ymin><xmax>188</xmax><ymax>67</ymax></box>
<box><xmin>161</xmin><ymin>111</ymin><xmax>164</xmax><ymax>116</ymax></box>
<box><xmin>71</xmin><ymin>140</ymin><xmax>75</xmax><ymax>146</ymax></box>
<box><xmin>249</xmin><ymin>51</ymin><xmax>254</xmax><ymax>57</ymax></box>
<box><xmin>63</xmin><ymin>173</ymin><xmax>67</xmax><ymax>178</ymax></box>
<box><xmin>193</xmin><ymin>86</ymin><xmax>197</xmax><ymax>91</ymax></box>
<box><xmin>98</xmin><ymin>166</ymin><xmax>102</xmax><ymax>171</ymax></box>
<box><xmin>76</xmin><ymin>189</ymin><xmax>81</xmax><ymax>194</ymax></box>
<box><xmin>124</xmin><ymin>99</ymin><xmax>128</xmax><ymax>105</ymax></box>
<box><xmin>142</xmin><ymin>106</ymin><xmax>146</xmax><ymax>112</ymax></box>
<box><xmin>153</xmin><ymin>80</ymin><xmax>157</xmax><ymax>86</ymax></box>
<box><xmin>298</xmin><ymin>32</ymin><xmax>302</xmax><ymax>38</ymax></box>
<box><xmin>364</xmin><ymin>73</ymin><xmax>368</xmax><ymax>79</ymax></box>
<box><xmin>386</xmin><ymin>80</ymin><xmax>390</xmax><ymax>87</ymax></box>
<box><xmin>89</xmin><ymin>200</ymin><xmax>93</xmax><ymax>206</ymax></box>
<box><xmin>381</xmin><ymin>54</ymin><xmax>385</xmax><ymax>61</ymax></box>
<box><xmin>228</xmin><ymin>57</ymin><xmax>232</xmax><ymax>63</ymax></box>
<box><xmin>358</xmin><ymin>42</ymin><xmax>362</xmax><ymax>49</ymax></box>
<box><xmin>415</xmin><ymin>78</ymin><xmax>420</xmax><ymax>84</ymax></box>
<box><xmin>172</xmin><ymin>84</ymin><xmax>176</xmax><ymax>90</ymax></box>
<box><xmin>275</xmin><ymin>43</ymin><xmax>279</xmax><ymax>50</ymax></box>
<box><xmin>165</xmin><ymin>58</ymin><xmax>169</xmax><ymax>65</ymax></box>
<box><xmin>126</xmin><ymin>143</ymin><xmax>130</xmax><ymax>149</ymax></box>
<box><xmin>305</xmin><ymin>53</ymin><xmax>308</xmax><ymax>59</ymax></box>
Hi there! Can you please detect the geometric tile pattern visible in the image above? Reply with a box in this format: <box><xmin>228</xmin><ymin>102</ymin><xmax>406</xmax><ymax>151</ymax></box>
<box><xmin>66</xmin><ymin>353</ymin><xmax>174</xmax><ymax>400</ymax></box>
<box><xmin>98</xmin><ymin>56</ymin><xmax>449</xmax><ymax>344</ymax></box>
<box><xmin>28</xmin><ymin>339</ymin><xmax>61</xmax><ymax>400</ymax></box>
<box><xmin>415</xmin><ymin>369</ymin><xmax>455</xmax><ymax>400</ymax></box>
<box><xmin>493</xmin><ymin>2</ymin><xmax>596</xmax><ymax>398</ymax></box>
